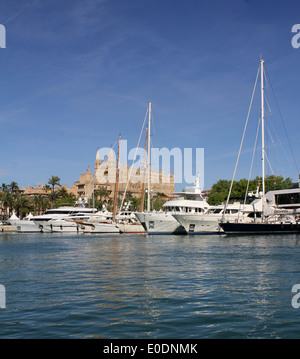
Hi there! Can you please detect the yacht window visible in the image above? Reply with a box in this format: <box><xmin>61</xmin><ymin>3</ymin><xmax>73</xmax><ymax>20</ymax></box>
<box><xmin>149</xmin><ymin>221</ymin><xmax>154</xmax><ymax>229</ymax></box>
<box><xmin>231</xmin><ymin>209</ymin><xmax>239</xmax><ymax>214</ymax></box>
<box><xmin>247</xmin><ymin>212</ymin><xmax>261</xmax><ymax>218</ymax></box>
<box><xmin>214</xmin><ymin>209</ymin><xmax>222</xmax><ymax>214</ymax></box>
<box><xmin>189</xmin><ymin>224</ymin><xmax>195</xmax><ymax>233</ymax></box>
<box><xmin>275</xmin><ymin>193</ymin><xmax>300</xmax><ymax>205</ymax></box>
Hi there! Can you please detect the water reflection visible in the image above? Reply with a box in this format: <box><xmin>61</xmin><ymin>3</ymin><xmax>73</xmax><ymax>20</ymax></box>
<box><xmin>0</xmin><ymin>233</ymin><xmax>300</xmax><ymax>338</ymax></box>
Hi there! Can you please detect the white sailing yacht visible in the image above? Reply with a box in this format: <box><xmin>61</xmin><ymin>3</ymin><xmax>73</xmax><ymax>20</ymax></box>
<box><xmin>219</xmin><ymin>58</ymin><xmax>300</xmax><ymax>234</ymax></box>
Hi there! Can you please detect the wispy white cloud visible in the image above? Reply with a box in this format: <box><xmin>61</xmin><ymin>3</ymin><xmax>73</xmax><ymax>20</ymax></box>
<box><xmin>0</xmin><ymin>108</ymin><xmax>27</xmax><ymax>124</ymax></box>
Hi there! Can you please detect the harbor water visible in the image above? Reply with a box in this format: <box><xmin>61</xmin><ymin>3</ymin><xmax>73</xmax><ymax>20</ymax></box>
<box><xmin>0</xmin><ymin>232</ymin><xmax>300</xmax><ymax>339</ymax></box>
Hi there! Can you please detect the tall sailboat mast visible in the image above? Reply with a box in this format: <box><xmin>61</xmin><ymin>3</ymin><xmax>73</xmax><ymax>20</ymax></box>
<box><xmin>260</xmin><ymin>58</ymin><xmax>266</xmax><ymax>219</ymax></box>
<box><xmin>147</xmin><ymin>102</ymin><xmax>151</xmax><ymax>212</ymax></box>
<box><xmin>140</xmin><ymin>127</ymin><xmax>148</xmax><ymax>212</ymax></box>
<box><xmin>261</xmin><ymin>58</ymin><xmax>265</xmax><ymax>199</ymax></box>
<box><xmin>113</xmin><ymin>135</ymin><xmax>121</xmax><ymax>220</ymax></box>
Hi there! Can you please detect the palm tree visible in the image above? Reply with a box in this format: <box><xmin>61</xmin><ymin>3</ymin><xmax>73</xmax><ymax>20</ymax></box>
<box><xmin>1</xmin><ymin>191</ymin><xmax>13</xmax><ymax>220</ymax></box>
<box><xmin>48</xmin><ymin>176</ymin><xmax>61</xmax><ymax>193</ymax></box>
<box><xmin>41</xmin><ymin>196</ymin><xmax>50</xmax><ymax>214</ymax></box>
<box><xmin>57</xmin><ymin>186</ymin><xmax>68</xmax><ymax>198</ymax></box>
<box><xmin>9</xmin><ymin>181</ymin><xmax>19</xmax><ymax>194</ymax></box>
<box><xmin>1</xmin><ymin>183</ymin><xmax>8</xmax><ymax>192</ymax></box>
<box><xmin>13</xmin><ymin>193</ymin><xmax>28</xmax><ymax>219</ymax></box>
<box><xmin>42</xmin><ymin>184</ymin><xmax>51</xmax><ymax>194</ymax></box>
<box><xmin>96</xmin><ymin>187</ymin><xmax>110</xmax><ymax>203</ymax></box>
<box><xmin>47</xmin><ymin>176</ymin><xmax>61</xmax><ymax>208</ymax></box>
<box><xmin>48</xmin><ymin>191</ymin><xmax>59</xmax><ymax>209</ymax></box>
<box><xmin>33</xmin><ymin>194</ymin><xmax>44</xmax><ymax>215</ymax></box>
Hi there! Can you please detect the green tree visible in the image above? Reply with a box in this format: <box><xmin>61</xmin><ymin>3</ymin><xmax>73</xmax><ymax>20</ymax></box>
<box><xmin>0</xmin><ymin>190</ymin><xmax>13</xmax><ymax>220</ymax></box>
<box><xmin>9</xmin><ymin>181</ymin><xmax>19</xmax><ymax>194</ymax></box>
<box><xmin>153</xmin><ymin>194</ymin><xmax>167</xmax><ymax>211</ymax></box>
<box><xmin>32</xmin><ymin>194</ymin><xmax>45</xmax><ymax>215</ymax></box>
<box><xmin>55</xmin><ymin>188</ymin><xmax>76</xmax><ymax>208</ymax></box>
<box><xmin>95</xmin><ymin>187</ymin><xmax>110</xmax><ymax>203</ymax></box>
<box><xmin>42</xmin><ymin>184</ymin><xmax>51</xmax><ymax>194</ymax></box>
<box><xmin>13</xmin><ymin>193</ymin><xmax>29</xmax><ymax>219</ymax></box>
<box><xmin>207</xmin><ymin>175</ymin><xmax>294</xmax><ymax>205</ymax></box>
<box><xmin>48</xmin><ymin>176</ymin><xmax>61</xmax><ymax>193</ymax></box>
<box><xmin>47</xmin><ymin>176</ymin><xmax>61</xmax><ymax>208</ymax></box>
<box><xmin>48</xmin><ymin>191</ymin><xmax>59</xmax><ymax>208</ymax></box>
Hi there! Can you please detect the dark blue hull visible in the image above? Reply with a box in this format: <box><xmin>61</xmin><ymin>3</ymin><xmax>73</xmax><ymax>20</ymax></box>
<box><xmin>220</xmin><ymin>222</ymin><xmax>300</xmax><ymax>235</ymax></box>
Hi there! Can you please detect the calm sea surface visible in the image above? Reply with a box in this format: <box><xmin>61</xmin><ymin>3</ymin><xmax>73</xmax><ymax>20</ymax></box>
<box><xmin>1</xmin><ymin>232</ymin><xmax>300</xmax><ymax>339</ymax></box>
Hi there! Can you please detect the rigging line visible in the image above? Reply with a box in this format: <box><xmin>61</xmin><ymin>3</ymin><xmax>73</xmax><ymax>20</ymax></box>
<box><xmin>222</xmin><ymin>64</ymin><xmax>260</xmax><ymax>221</ymax></box>
<box><xmin>264</xmin><ymin>151</ymin><xmax>275</xmax><ymax>176</ymax></box>
<box><xmin>243</xmin><ymin>116</ymin><xmax>261</xmax><ymax>207</ymax></box>
<box><xmin>119</xmin><ymin>107</ymin><xmax>148</xmax><ymax>211</ymax></box>
<box><xmin>264</xmin><ymin>68</ymin><xmax>299</xmax><ymax>175</ymax></box>
<box><xmin>264</xmin><ymin>93</ymin><xmax>272</xmax><ymax>117</ymax></box>
<box><xmin>263</xmin><ymin>69</ymin><xmax>273</xmax><ymax>116</ymax></box>
<box><xmin>149</xmin><ymin>108</ymin><xmax>164</xmax><ymax>150</ymax></box>
<box><xmin>265</xmin><ymin>110</ymin><xmax>296</xmax><ymax>175</ymax></box>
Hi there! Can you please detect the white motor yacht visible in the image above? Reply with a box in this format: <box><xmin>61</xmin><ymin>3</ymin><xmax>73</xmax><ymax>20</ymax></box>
<box><xmin>173</xmin><ymin>201</ymin><xmax>261</xmax><ymax>234</ymax></box>
<box><xmin>134</xmin><ymin>175</ymin><xmax>209</xmax><ymax>235</ymax></box>
<box><xmin>33</xmin><ymin>206</ymin><xmax>97</xmax><ymax>232</ymax></box>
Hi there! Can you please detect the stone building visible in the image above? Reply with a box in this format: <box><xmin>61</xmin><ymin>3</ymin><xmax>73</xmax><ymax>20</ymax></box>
<box><xmin>73</xmin><ymin>149</ymin><xmax>175</xmax><ymax>201</ymax></box>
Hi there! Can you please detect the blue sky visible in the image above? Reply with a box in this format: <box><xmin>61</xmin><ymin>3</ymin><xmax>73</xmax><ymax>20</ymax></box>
<box><xmin>0</xmin><ymin>0</ymin><xmax>300</xmax><ymax>191</ymax></box>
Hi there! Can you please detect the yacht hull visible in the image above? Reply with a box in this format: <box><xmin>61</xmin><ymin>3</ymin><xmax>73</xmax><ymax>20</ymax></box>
<box><xmin>9</xmin><ymin>220</ymin><xmax>40</xmax><ymax>233</ymax></box>
<box><xmin>220</xmin><ymin>222</ymin><xmax>300</xmax><ymax>234</ymax></box>
<box><xmin>116</xmin><ymin>223</ymin><xmax>146</xmax><ymax>234</ymax></box>
<box><xmin>172</xmin><ymin>214</ymin><xmax>224</xmax><ymax>234</ymax></box>
<box><xmin>135</xmin><ymin>212</ymin><xmax>186</xmax><ymax>235</ymax></box>
<box><xmin>78</xmin><ymin>222</ymin><xmax>120</xmax><ymax>234</ymax></box>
